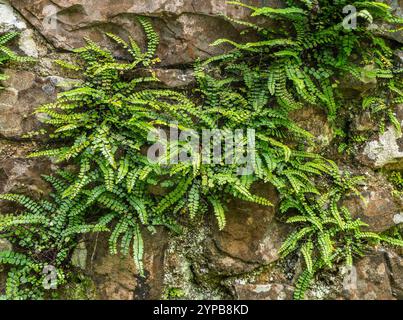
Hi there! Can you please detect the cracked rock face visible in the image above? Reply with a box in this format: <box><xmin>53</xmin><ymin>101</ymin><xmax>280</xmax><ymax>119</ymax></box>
<box><xmin>0</xmin><ymin>69</ymin><xmax>57</xmax><ymax>139</ymax></box>
<box><xmin>0</xmin><ymin>239</ymin><xmax>12</xmax><ymax>252</ymax></box>
<box><xmin>8</xmin><ymin>0</ymin><xmax>283</xmax><ymax>66</ymax></box>
<box><xmin>207</xmin><ymin>184</ymin><xmax>289</xmax><ymax>274</ymax></box>
<box><xmin>82</xmin><ymin>227</ymin><xmax>169</xmax><ymax>300</ymax></box>
<box><xmin>343</xmin><ymin>172</ymin><xmax>402</xmax><ymax>232</ymax></box>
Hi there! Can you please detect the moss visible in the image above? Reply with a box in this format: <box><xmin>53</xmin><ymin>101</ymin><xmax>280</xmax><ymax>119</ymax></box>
<box><xmin>388</xmin><ymin>171</ymin><xmax>403</xmax><ymax>197</ymax></box>
<box><xmin>163</xmin><ymin>287</ymin><xmax>185</xmax><ymax>300</ymax></box>
<box><xmin>59</xmin><ymin>275</ymin><xmax>98</xmax><ymax>300</ymax></box>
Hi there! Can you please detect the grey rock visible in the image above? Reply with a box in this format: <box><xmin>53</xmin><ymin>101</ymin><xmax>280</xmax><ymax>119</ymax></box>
<box><xmin>0</xmin><ymin>0</ymin><xmax>26</xmax><ymax>32</ymax></box>
<box><xmin>18</xmin><ymin>29</ymin><xmax>39</xmax><ymax>58</ymax></box>
<box><xmin>207</xmin><ymin>184</ymin><xmax>289</xmax><ymax>275</ymax></box>
<box><xmin>83</xmin><ymin>227</ymin><xmax>169</xmax><ymax>300</ymax></box>
<box><xmin>363</xmin><ymin>126</ymin><xmax>403</xmax><ymax>169</ymax></box>
<box><xmin>341</xmin><ymin>250</ymin><xmax>395</xmax><ymax>300</ymax></box>
<box><xmin>385</xmin><ymin>249</ymin><xmax>403</xmax><ymax>299</ymax></box>
<box><xmin>233</xmin><ymin>283</ymin><xmax>294</xmax><ymax>300</ymax></box>
<box><xmin>0</xmin><ymin>239</ymin><xmax>12</xmax><ymax>252</ymax></box>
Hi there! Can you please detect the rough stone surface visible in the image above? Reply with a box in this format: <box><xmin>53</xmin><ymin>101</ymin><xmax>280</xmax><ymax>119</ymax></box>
<box><xmin>153</xmin><ymin>68</ymin><xmax>195</xmax><ymax>88</ymax></box>
<box><xmin>376</xmin><ymin>0</ymin><xmax>403</xmax><ymax>44</ymax></box>
<box><xmin>8</xmin><ymin>0</ymin><xmax>277</xmax><ymax>66</ymax></box>
<box><xmin>0</xmin><ymin>140</ymin><xmax>52</xmax><ymax>201</ymax></box>
<box><xmin>362</xmin><ymin>125</ymin><xmax>403</xmax><ymax>169</ymax></box>
<box><xmin>341</xmin><ymin>250</ymin><xmax>395</xmax><ymax>300</ymax></box>
<box><xmin>290</xmin><ymin>106</ymin><xmax>334</xmax><ymax>151</ymax></box>
<box><xmin>0</xmin><ymin>239</ymin><xmax>12</xmax><ymax>252</ymax></box>
<box><xmin>0</xmin><ymin>0</ymin><xmax>27</xmax><ymax>32</ymax></box>
<box><xmin>233</xmin><ymin>283</ymin><xmax>294</xmax><ymax>300</ymax></box>
<box><xmin>0</xmin><ymin>69</ymin><xmax>57</xmax><ymax>139</ymax></box>
<box><xmin>339</xmin><ymin>65</ymin><xmax>378</xmax><ymax>94</ymax></box>
<box><xmin>83</xmin><ymin>227</ymin><xmax>169</xmax><ymax>300</ymax></box>
<box><xmin>395</xmin><ymin>49</ymin><xmax>403</xmax><ymax>66</ymax></box>
<box><xmin>0</xmin><ymin>0</ymin><xmax>402</xmax><ymax>301</ymax></box>
<box><xmin>71</xmin><ymin>242</ymin><xmax>88</xmax><ymax>270</ymax></box>
<box><xmin>0</xmin><ymin>1</ymin><xmax>40</xmax><ymax>58</ymax></box>
<box><xmin>354</xmin><ymin>111</ymin><xmax>378</xmax><ymax>132</ymax></box>
<box><xmin>386</xmin><ymin>249</ymin><xmax>403</xmax><ymax>299</ymax></box>
<box><xmin>343</xmin><ymin>172</ymin><xmax>402</xmax><ymax>232</ymax></box>
<box><xmin>207</xmin><ymin>184</ymin><xmax>289</xmax><ymax>274</ymax></box>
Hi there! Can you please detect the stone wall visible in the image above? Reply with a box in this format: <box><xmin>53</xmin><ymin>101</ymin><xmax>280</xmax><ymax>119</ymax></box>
<box><xmin>0</xmin><ymin>0</ymin><xmax>402</xmax><ymax>300</ymax></box>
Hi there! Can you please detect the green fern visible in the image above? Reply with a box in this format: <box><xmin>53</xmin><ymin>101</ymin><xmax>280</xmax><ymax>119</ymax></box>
<box><xmin>2</xmin><ymin>2</ymin><xmax>402</xmax><ymax>300</ymax></box>
<box><xmin>210</xmin><ymin>0</ymin><xmax>401</xmax><ymax>126</ymax></box>
<box><xmin>0</xmin><ymin>173</ymin><xmax>108</xmax><ymax>299</ymax></box>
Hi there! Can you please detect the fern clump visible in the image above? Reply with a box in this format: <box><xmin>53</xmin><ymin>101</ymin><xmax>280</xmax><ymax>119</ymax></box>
<box><xmin>0</xmin><ymin>173</ymin><xmax>110</xmax><ymax>299</ymax></box>
<box><xmin>28</xmin><ymin>18</ymin><xmax>196</xmax><ymax>201</ymax></box>
<box><xmin>0</xmin><ymin>169</ymin><xmax>169</xmax><ymax>299</ymax></box>
<box><xmin>166</xmin><ymin>64</ymin><xmax>339</xmax><ymax>229</ymax></box>
<box><xmin>209</xmin><ymin>0</ymin><xmax>402</xmax><ymax>127</ymax></box>
<box><xmin>200</xmin><ymin>1</ymin><xmax>403</xmax><ymax>298</ymax></box>
<box><xmin>280</xmin><ymin>173</ymin><xmax>403</xmax><ymax>299</ymax></box>
<box><xmin>1</xmin><ymin>5</ymin><xmax>402</xmax><ymax>300</ymax></box>
<box><xmin>27</xmin><ymin>16</ymin><xmax>330</xmax><ymax>232</ymax></box>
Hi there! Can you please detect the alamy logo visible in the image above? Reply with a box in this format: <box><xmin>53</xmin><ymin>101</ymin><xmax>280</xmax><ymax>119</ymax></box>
<box><xmin>342</xmin><ymin>5</ymin><xmax>373</xmax><ymax>30</ymax></box>
<box><xmin>42</xmin><ymin>265</ymin><xmax>58</xmax><ymax>290</ymax></box>
<box><xmin>42</xmin><ymin>5</ymin><xmax>59</xmax><ymax>33</ymax></box>
<box><xmin>147</xmin><ymin>126</ymin><xmax>256</xmax><ymax>175</ymax></box>
<box><xmin>343</xmin><ymin>5</ymin><xmax>358</xmax><ymax>30</ymax></box>
<box><xmin>342</xmin><ymin>265</ymin><xmax>358</xmax><ymax>292</ymax></box>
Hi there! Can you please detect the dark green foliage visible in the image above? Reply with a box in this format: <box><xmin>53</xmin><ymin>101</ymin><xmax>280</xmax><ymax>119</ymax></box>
<box><xmin>28</xmin><ymin>15</ymin><xmax>329</xmax><ymax>233</ymax></box>
<box><xmin>0</xmin><ymin>173</ymin><xmax>108</xmax><ymax>299</ymax></box>
<box><xmin>0</xmin><ymin>170</ymin><xmax>164</xmax><ymax>299</ymax></box>
<box><xmin>388</xmin><ymin>171</ymin><xmax>403</xmax><ymax>198</ymax></box>
<box><xmin>209</xmin><ymin>0</ymin><xmax>402</xmax><ymax>127</ymax></box>
<box><xmin>201</xmin><ymin>0</ymin><xmax>403</xmax><ymax>299</ymax></box>
<box><xmin>1</xmin><ymin>3</ymin><xmax>403</xmax><ymax>300</ymax></box>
